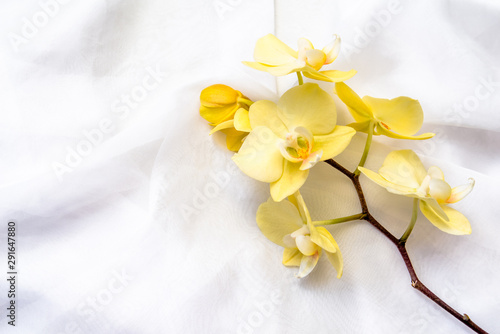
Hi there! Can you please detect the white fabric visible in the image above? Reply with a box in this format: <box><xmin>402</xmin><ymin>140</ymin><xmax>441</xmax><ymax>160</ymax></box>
<box><xmin>0</xmin><ymin>0</ymin><xmax>499</xmax><ymax>333</ymax></box>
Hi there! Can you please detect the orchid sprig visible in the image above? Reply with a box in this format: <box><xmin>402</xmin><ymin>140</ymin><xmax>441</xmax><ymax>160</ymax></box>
<box><xmin>197</xmin><ymin>33</ymin><xmax>487</xmax><ymax>333</ymax></box>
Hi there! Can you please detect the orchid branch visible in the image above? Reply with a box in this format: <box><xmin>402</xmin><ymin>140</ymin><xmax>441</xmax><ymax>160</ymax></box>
<box><xmin>325</xmin><ymin>158</ymin><xmax>487</xmax><ymax>334</ymax></box>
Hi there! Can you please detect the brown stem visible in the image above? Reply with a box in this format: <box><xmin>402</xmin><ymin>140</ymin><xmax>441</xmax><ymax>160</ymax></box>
<box><xmin>325</xmin><ymin>159</ymin><xmax>488</xmax><ymax>334</ymax></box>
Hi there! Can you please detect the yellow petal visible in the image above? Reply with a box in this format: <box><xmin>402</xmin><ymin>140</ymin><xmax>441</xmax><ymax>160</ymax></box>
<box><xmin>221</xmin><ymin>128</ymin><xmax>247</xmax><ymax>152</ymax></box>
<box><xmin>375</xmin><ymin>123</ymin><xmax>435</xmax><ymax>140</ymax></box>
<box><xmin>249</xmin><ymin>100</ymin><xmax>288</xmax><ymax>137</ymax></box>
<box><xmin>283</xmin><ymin>248</ymin><xmax>302</xmax><ymax>267</ymax></box>
<box><xmin>295</xmin><ymin>235</ymin><xmax>318</xmax><ymax>256</ymax></box>
<box><xmin>303</xmin><ymin>69</ymin><xmax>357</xmax><ymax>82</ymax></box>
<box><xmin>278</xmin><ymin>83</ymin><xmax>336</xmax><ymax>135</ymax></box>
<box><xmin>253</xmin><ymin>34</ymin><xmax>298</xmax><ymax>65</ymax></box>
<box><xmin>447</xmin><ymin>178</ymin><xmax>475</xmax><ymax>204</ymax></box>
<box><xmin>233</xmin><ymin>108</ymin><xmax>252</xmax><ymax>132</ymax></box>
<box><xmin>358</xmin><ymin>166</ymin><xmax>416</xmax><ymax>195</ymax></box>
<box><xmin>313</xmin><ymin>125</ymin><xmax>356</xmax><ymax>161</ymax></box>
<box><xmin>256</xmin><ymin>198</ymin><xmax>305</xmax><ymax>248</ymax></box>
<box><xmin>347</xmin><ymin>120</ymin><xmax>372</xmax><ymax>133</ymax></box>
<box><xmin>335</xmin><ymin>82</ymin><xmax>373</xmax><ymax>121</ymax></box>
<box><xmin>242</xmin><ymin>61</ymin><xmax>306</xmax><ymax>76</ymax></box>
<box><xmin>421</xmin><ymin>197</ymin><xmax>449</xmax><ymax>221</ymax></box>
<box><xmin>427</xmin><ymin>166</ymin><xmax>445</xmax><ymax>180</ymax></box>
<box><xmin>325</xmin><ymin>248</ymin><xmax>343</xmax><ymax>278</ymax></box>
<box><xmin>200</xmin><ymin>104</ymin><xmax>238</xmax><ymax>125</ymax></box>
<box><xmin>322</xmin><ymin>35</ymin><xmax>341</xmax><ymax>64</ymax></box>
<box><xmin>362</xmin><ymin>96</ymin><xmax>424</xmax><ymax>136</ymax></box>
<box><xmin>378</xmin><ymin>150</ymin><xmax>427</xmax><ymax>188</ymax></box>
<box><xmin>305</xmin><ymin>49</ymin><xmax>326</xmax><ymax>70</ymax></box>
<box><xmin>309</xmin><ymin>226</ymin><xmax>337</xmax><ymax>253</ymax></box>
<box><xmin>232</xmin><ymin>126</ymin><xmax>283</xmax><ymax>183</ymax></box>
<box><xmin>270</xmin><ymin>160</ymin><xmax>309</xmax><ymax>202</ymax></box>
<box><xmin>209</xmin><ymin>119</ymin><xmax>234</xmax><ymax>135</ymax></box>
<box><xmin>419</xmin><ymin>201</ymin><xmax>471</xmax><ymax>235</ymax></box>
<box><xmin>296</xmin><ymin>251</ymin><xmax>321</xmax><ymax>278</ymax></box>
<box><xmin>429</xmin><ymin>179</ymin><xmax>452</xmax><ymax>203</ymax></box>
<box><xmin>200</xmin><ymin>84</ymin><xmax>240</xmax><ymax>108</ymax></box>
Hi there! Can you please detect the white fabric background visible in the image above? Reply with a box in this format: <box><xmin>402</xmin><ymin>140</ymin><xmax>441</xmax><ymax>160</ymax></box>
<box><xmin>0</xmin><ymin>0</ymin><xmax>499</xmax><ymax>333</ymax></box>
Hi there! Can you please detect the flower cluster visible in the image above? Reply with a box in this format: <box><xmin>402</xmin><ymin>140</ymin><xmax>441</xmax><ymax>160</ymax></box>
<box><xmin>198</xmin><ymin>34</ymin><xmax>474</xmax><ymax>278</ymax></box>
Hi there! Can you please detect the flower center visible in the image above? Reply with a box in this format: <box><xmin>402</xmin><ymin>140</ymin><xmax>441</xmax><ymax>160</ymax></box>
<box><xmin>305</xmin><ymin>49</ymin><xmax>327</xmax><ymax>71</ymax></box>
<box><xmin>278</xmin><ymin>127</ymin><xmax>323</xmax><ymax>170</ymax></box>
<box><xmin>283</xmin><ymin>225</ymin><xmax>319</xmax><ymax>256</ymax></box>
<box><xmin>416</xmin><ymin>167</ymin><xmax>452</xmax><ymax>203</ymax></box>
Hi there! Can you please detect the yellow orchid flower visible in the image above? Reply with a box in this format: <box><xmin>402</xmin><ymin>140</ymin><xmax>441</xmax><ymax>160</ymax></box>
<box><xmin>256</xmin><ymin>191</ymin><xmax>343</xmax><ymax>278</ymax></box>
<box><xmin>200</xmin><ymin>84</ymin><xmax>251</xmax><ymax>125</ymax></box>
<box><xmin>335</xmin><ymin>82</ymin><xmax>435</xmax><ymax>140</ymax></box>
<box><xmin>232</xmin><ymin>83</ymin><xmax>356</xmax><ymax>201</ymax></box>
<box><xmin>243</xmin><ymin>34</ymin><xmax>356</xmax><ymax>83</ymax></box>
<box><xmin>358</xmin><ymin>150</ymin><xmax>475</xmax><ymax>235</ymax></box>
<box><xmin>200</xmin><ymin>84</ymin><xmax>252</xmax><ymax>151</ymax></box>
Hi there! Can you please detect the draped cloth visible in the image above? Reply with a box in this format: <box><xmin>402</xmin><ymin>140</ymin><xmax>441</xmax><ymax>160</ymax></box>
<box><xmin>0</xmin><ymin>0</ymin><xmax>499</xmax><ymax>333</ymax></box>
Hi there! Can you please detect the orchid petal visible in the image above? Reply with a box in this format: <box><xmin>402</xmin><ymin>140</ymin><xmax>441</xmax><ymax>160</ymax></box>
<box><xmin>220</xmin><ymin>128</ymin><xmax>247</xmax><ymax>152</ymax></box>
<box><xmin>420</xmin><ymin>202</ymin><xmax>471</xmax><ymax>235</ymax></box>
<box><xmin>200</xmin><ymin>104</ymin><xmax>238</xmax><ymax>125</ymax></box>
<box><xmin>375</xmin><ymin>122</ymin><xmax>435</xmax><ymax>140</ymax></box>
<box><xmin>429</xmin><ymin>179</ymin><xmax>452</xmax><ymax>203</ymax></box>
<box><xmin>305</xmin><ymin>49</ymin><xmax>326</xmax><ymax>70</ymax></box>
<box><xmin>242</xmin><ymin>61</ymin><xmax>307</xmax><ymax>76</ymax></box>
<box><xmin>297</xmin><ymin>38</ymin><xmax>314</xmax><ymax>61</ymax></box>
<box><xmin>296</xmin><ymin>235</ymin><xmax>318</xmax><ymax>256</ymax></box>
<box><xmin>447</xmin><ymin>178</ymin><xmax>475</xmax><ymax>204</ymax></box>
<box><xmin>325</xmin><ymin>249</ymin><xmax>343</xmax><ymax>278</ymax></box>
<box><xmin>309</xmin><ymin>226</ymin><xmax>337</xmax><ymax>253</ymax></box>
<box><xmin>358</xmin><ymin>166</ymin><xmax>416</xmax><ymax>195</ymax></box>
<box><xmin>256</xmin><ymin>198</ymin><xmax>304</xmax><ymax>248</ymax></box>
<box><xmin>249</xmin><ymin>100</ymin><xmax>288</xmax><ymax>137</ymax></box>
<box><xmin>270</xmin><ymin>160</ymin><xmax>309</xmax><ymax>202</ymax></box>
<box><xmin>293</xmin><ymin>191</ymin><xmax>311</xmax><ymax>224</ymax></box>
<box><xmin>200</xmin><ymin>84</ymin><xmax>241</xmax><ymax>107</ymax></box>
<box><xmin>303</xmin><ymin>69</ymin><xmax>357</xmax><ymax>83</ymax></box>
<box><xmin>362</xmin><ymin>96</ymin><xmax>425</xmax><ymax>136</ymax></box>
<box><xmin>347</xmin><ymin>120</ymin><xmax>372</xmax><ymax>133</ymax></box>
<box><xmin>378</xmin><ymin>150</ymin><xmax>427</xmax><ymax>188</ymax></box>
<box><xmin>209</xmin><ymin>119</ymin><xmax>234</xmax><ymax>135</ymax></box>
<box><xmin>253</xmin><ymin>34</ymin><xmax>298</xmax><ymax>65</ymax></box>
<box><xmin>234</xmin><ymin>108</ymin><xmax>252</xmax><ymax>132</ymax></box>
<box><xmin>421</xmin><ymin>197</ymin><xmax>449</xmax><ymax>222</ymax></box>
<box><xmin>313</xmin><ymin>125</ymin><xmax>356</xmax><ymax>161</ymax></box>
<box><xmin>232</xmin><ymin>126</ymin><xmax>283</xmax><ymax>182</ymax></box>
<box><xmin>278</xmin><ymin>83</ymin><xmax>336</xmax><ymax>135</ymax></box>
<box><xmin>296</xmin><ymin>251</ymin><xmax>321</xmax><ymax>278</ymax></box>
<box><xmin>427</xmin><ymin>166</ymin><xmax>445</xmax><ymax>180</ymax></box>
<box><xmin>335</xmin><ymin>82</ymin><xmax>372</xmax><ymax>121</ymax></box>
<box><xmin>322</xmin><ymin>35</ymin><xmax>341</xmax><ymax>64</ymax></box>
<box><xmin>283</xmin><ymin>248</ymin><xmax>302</xmax><ymax>267</ymax></box>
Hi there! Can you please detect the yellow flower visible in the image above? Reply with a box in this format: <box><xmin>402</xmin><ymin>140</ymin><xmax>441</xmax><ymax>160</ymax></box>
<box><xmin>232</xmin><ymin>83</ymin><xmax>356</xmax><ymax>201</ymax></box>
<box><xmin>200</xmin><ymin>84</ymin><xmax>252</xmax><ymax>151</ymax></box>
<box><xmin>200</xmin><ymin>84</ymin><xmax>251</xmax><ymax>126</ymax></box>
<box><xmin>243</xmin><ymin>34</ymin><xmax>356</xmax><ymax>83</ymax></box>
<box><xmin>358</xmin><ymin>150</ymin><xmax>475</xmax><ymax>235</ymax></box>
<box><xmin>335</xmin><ymin>82</ymin><xmax>435</xmax><ymax>140</ymax></box>
<box><xmin>256</xmin><ymin>192</ymin><xmax>343</xmax><ymax>278</ymax></box>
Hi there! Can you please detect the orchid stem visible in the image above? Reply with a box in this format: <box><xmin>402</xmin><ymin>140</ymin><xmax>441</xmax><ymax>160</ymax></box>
<box><xmin>354</xmin><ymin>121</ymin><xmax>374</xmax><ymax>176</ymax></box>
<box><xmin>297</xmin><ymin>71</ymin><xmax>304</xmax><ymax>85</ymax></box>
<box><xmin>399</xmin><ymin>198</ymin><xmax>419</xmax><ymax>245</ymax></box>
<box><xmin>314</xmin><ymin>213</ymin><xmax>366</xmax><ymax>226</ymax></box>
<box><xmin>325</xmin><ymin>159</ymin><xmax>488</xmax><ymax>334</ymax></box>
